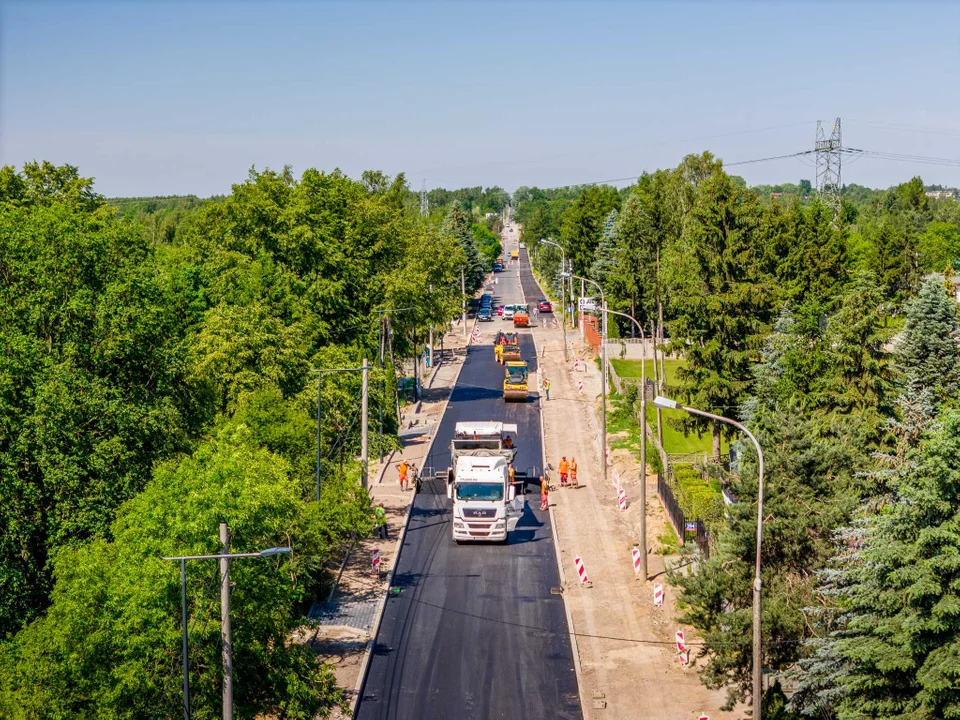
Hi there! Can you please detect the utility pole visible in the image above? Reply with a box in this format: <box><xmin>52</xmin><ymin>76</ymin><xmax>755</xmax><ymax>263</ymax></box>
<box><xmin>361</xmin><ymin>358</ymin><xmax>369</xmax><ymax>489</ymax></box>
<box><xmin>220</xmin><ymin>523</ymin><xmax>233</xmax><ymax>720</ymax></box>
<box><xmin>317</xmin><ymin>373</ymin><xmax>323</xmax><ymax>502</ymax></box>
<box><xmin>428</xmin><ymin>284</ymin><xmax>434</xmax><ymax>369</ymax></box>
<box><xmin>179</xmin><ymin>559</ymin><xmax>190</xmax><ymax>720</ymax></box>
<box><xmin>601</xmin><ymin>300</ymin><xmax>608</xmax><ymax>487</ymax></box>
<box><xmin>815</xmin><ymin>118</ymin><xmax>843</xmax><ymax>220</ymax></box>
<box><xmin>461</xmin><ymin>266</ymin><xmax>467</xmax><ymax>339</ymax></box>
<box><xmin>600</xmin><ymin>307</ymin><xmax>648</xmax><ymax>580</ymax></box>
<box><xmin>580</xmin><ymin>277</ymin><xmax>585</xmax><ymax>336</ymax></box>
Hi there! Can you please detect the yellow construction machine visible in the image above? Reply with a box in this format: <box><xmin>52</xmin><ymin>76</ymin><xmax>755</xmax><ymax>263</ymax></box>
<box><xmin>503</xmin><ymin>361</ymin><xmax>528</xmax><ymax>402</ymax></box>
<box><xmin>494</xmin><ymin>331</ymin><xmax>521</xmax><ymax>364</ymax></box>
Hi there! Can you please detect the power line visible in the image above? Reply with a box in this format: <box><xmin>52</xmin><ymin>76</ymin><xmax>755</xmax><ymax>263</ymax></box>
<box><xmin>845</xmin><ymin>118</ymin><xmax>960</xmax><ymax>139</ymax></box>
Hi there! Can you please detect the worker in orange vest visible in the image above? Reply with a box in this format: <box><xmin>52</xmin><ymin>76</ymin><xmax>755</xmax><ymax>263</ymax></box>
<box><xmin>398</xmin><ymin>460</ymin><xmax>409</xmax><ymax>492</ymax></box>
<box><xmin>540</xmin><ymin>475</ymin><xmax>549</xmax><ymax>511</ymax></box>
<box><xmin>558</xmin><ymin>456</ymin><xmax>569</xmax><ymax>486</ymax></box>
<box><xmin>570</xmin><ymin>457</ymin><xmax>578</xmax><ymax>488</ymax></box>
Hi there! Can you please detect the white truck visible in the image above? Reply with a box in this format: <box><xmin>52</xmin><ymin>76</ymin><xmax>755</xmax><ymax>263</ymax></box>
<box><xmin>446</xmin><ymin>421</ymin><xmax>526</xmax><ymax>543</ymax></box>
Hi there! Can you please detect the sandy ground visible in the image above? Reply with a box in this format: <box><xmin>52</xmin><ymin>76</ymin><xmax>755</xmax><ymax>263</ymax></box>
<box><xmin>534</xmin><ymin>321</ymin><xmax>744</xmax><ymax>720</ymax></box>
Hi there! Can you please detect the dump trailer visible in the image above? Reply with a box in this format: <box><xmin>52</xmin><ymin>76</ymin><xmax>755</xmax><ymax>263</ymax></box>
<box><xmin>446</xmin><ymin>422</ymin><xmax>524</xmax><ymax>543</ymax></box>
<box><xmin>503</xmin><ymin>361</ymin><xmax>528</xmax><ymax>402</ymax></box>
<box><xmin>513</xmin><ymin>304</ymin><xmax>529</xmax><ymax>328</ymax></box>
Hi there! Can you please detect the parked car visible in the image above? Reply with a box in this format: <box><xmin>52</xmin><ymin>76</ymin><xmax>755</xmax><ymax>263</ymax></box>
<box><xmin>538</xmin><ymin>299</ymin><xmax>553</xmax><ymax>313</ymax></box>
<box><xmin>478</xmin><ymin>307</ymin><xmax>493</xmax><ymax>321</ymax></box>
<box><xmin>502</xmin><ymin>305</ymin><xmax>515</xmax><ymax>321</ymax></box>
<box><xmin>492</xmin><ymin>263</ymin><xmax>504</xmax><ymax>273</ymax></box>
<box><xmin>497</xmin><ymin>305</ymin><xmax>504</xmax><ymax>316</ymax></box>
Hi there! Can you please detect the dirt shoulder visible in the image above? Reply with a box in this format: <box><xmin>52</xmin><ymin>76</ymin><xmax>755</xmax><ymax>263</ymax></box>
<box><xmin>535</xmin><ymin>324</ymin><xmax>742</xmax><ymax>720</ymax></box>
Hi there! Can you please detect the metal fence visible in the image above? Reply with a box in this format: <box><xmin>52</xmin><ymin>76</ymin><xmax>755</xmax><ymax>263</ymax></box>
<box><xmin>657</xmin><ymin>471</ymin><xmax>685</xmax><ymax>546</ymax></box>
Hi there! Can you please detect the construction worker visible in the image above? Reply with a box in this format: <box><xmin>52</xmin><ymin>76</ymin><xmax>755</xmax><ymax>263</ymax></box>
<box><xmin>543</xmin><ymin>377</ymin><xmax>551</xmax><ymax>401</ymax></box>
<box><xmin>570</xmin><ymin>457</ymin><xmax>578</xmax><ymax>488</ymax></box>
<box><xmin>504</xmin><ymin>435</ymin><xmax>514</xmax><ymax>449</ymax></box>
<box><xmin>558</xmin><ymin>456</ymin><xmax>569</xmax><ymax>486</ymax></box>
<box><xmin>398</xmin><ymin>459</ymin><xmax>409</xmax><ymax>492</ymax></box>
<box><xmin>509</xmin><ymin>463</ymin><xmax>515</xmax><ymax>485</ymax></box>
<box><xmin>540</xmin><ymin>475</ymin><xmax>549</xmax><ymax>511</ymax></box>
<box><xmin>375</xmin><ymin>502</ymin><xmax>388</xmax><ymax>539</ymax></box>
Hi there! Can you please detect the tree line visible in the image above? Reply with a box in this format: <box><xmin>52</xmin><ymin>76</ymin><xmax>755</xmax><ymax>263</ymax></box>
<box><xmin>517</xmin><ymin>154</ymin><xmax>960</xmax><ymax>717</ymax></box>
<box><xmin>0</xmin><ymin>161</ymin><xmax>498</xmax><ymax>718</ymax></box>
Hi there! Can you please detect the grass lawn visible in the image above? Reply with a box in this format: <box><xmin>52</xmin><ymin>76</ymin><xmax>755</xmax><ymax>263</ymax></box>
<box><xmin>609</xmin><ymin>358</ymin><xmax>728</xmax><ymax>457</ymax></box>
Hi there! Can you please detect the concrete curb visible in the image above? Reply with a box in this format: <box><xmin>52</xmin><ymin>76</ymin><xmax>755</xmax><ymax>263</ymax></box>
<box><xmin>426</xmin><ymin>357</ymin><xmax>444</xmax><ymax>389</ymax></box>
<box><xmin>531</xmin><ymin>316</ymin><xmax>588</xmax><ymax>718</ymax></box>
<box><xmin>350</xmin><ymin>317</ymin><xmax>477</xmax><ymax>718</ymax></box>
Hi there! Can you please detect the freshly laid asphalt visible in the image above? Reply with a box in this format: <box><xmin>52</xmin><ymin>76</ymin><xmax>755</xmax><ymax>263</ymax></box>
<box><xmin>355</xmin><ymin>250</ymin><xmax>582</xmax><ymax>720</ymax></box>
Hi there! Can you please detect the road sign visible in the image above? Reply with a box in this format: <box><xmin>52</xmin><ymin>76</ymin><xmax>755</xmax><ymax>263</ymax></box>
<box><xmin>578</xmin><ymin>297</ymin><xmax>597</xmax><ymax>312</ymax></box>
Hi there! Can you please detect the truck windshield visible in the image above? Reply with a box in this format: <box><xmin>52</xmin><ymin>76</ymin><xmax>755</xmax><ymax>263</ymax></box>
<box><xmin>456</xmin><ymin>483</ymin><xmax>504</xmax><ymax>502</ymax></box>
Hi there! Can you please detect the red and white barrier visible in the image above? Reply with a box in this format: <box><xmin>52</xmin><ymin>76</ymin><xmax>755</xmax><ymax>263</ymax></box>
<box><xmin>577</xmin><ymin>379</ymin><xmax>584</xmax><ymax>393</ymax></box>
<box><xmin>372</xmin><ymin>548</ymin><xmax>381</xmax><ymax>574</ymax></box>
<box><xmin>699</xmin><ymin>715</ymin><xmax>709</xmax><ymax>720</ymax></box>
<box><xmin>632</xmin><ymin>547</ymin><xmax>642</xmax><ymax>575</ymax></box>
<box><xmin>618</xmin><ymin>487</ymin><xmax>627</xmax><ymax>511</ymax></box>
<box><xmin>612</xmin><ymin>468</ymin><xmax>620</xmax><ymax>491</ymax></box>
<box><xmin>574</xmin><ymin>556</ymin><xmax>591</xmax><ymax>586</ymax></box>
<box><xmin>574</xmin><ymin>359</ymin><xmax>580</xmax><ymax>372</ymax></box>
<box><xmin>605</xmin><ymin>445</ymin><xmax>612</xmax><ymax>465</ymax></box>
<box><xmin>676</xmin><ymin>630</ymin><xmax>688</xmax><ymax>663</ymax></box>
<box><xmin>653</xmin><ymin>582</ymin><xmax>664</xmax><ymax>606</ymax></box>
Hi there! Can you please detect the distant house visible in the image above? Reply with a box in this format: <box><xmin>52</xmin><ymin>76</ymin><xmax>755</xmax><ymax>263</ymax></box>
<box><xmin>770</xmin><ymin>192</ymin><xmax>783</xmax><ymax>200</ymax></box>
<box><xmin>925</xmin><ymin>189</ymin><xmax>956</xmax><ymax>200</ymax></box>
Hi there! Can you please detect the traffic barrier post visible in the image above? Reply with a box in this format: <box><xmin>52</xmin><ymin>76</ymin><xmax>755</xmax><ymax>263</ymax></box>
<box><xmin>573</xmin><ymin>556</ymin><xmax>592</xmax><ymax>587</ymax></box>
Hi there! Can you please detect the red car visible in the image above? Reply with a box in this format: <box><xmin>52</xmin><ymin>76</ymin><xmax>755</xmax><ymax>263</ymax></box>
<box><xmin>497</xmin><ymin>305</ymin><xmax>504</xmax><ymax>316</ymax></box>
<box><xmin>537</xmin><ymin>299</ymin><xmax>553</xmax><ymax>313</ymax></box>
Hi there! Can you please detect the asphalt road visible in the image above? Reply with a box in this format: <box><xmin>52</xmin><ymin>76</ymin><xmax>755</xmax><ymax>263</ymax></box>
<box><xmin>356</xmin><ymin>241</ymin><xmax>582</xmax><ymax>720</ymax></box>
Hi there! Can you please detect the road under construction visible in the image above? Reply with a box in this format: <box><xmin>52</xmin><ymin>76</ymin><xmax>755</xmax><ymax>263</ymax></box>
<box><xmin>355</xmin><ymin>244</ymin><xmax>582</xmax><ymax>720</ymax></box>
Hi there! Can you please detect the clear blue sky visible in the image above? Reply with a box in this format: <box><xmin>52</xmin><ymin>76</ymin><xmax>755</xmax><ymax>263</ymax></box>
<box><xmin>3</xmin><ymin>1</ymin><xmax>960</xmax><ymax>197</ymax></box>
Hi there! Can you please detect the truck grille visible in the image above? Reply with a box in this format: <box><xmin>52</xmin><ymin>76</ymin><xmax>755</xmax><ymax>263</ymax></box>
<box><xmin>462</xmin><ymin>508</ymin><xmax>497</xmax><ymax>519</ymax></box>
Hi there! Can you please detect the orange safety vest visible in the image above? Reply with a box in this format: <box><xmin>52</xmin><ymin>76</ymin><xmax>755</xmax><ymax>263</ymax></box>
<box><xmin>398</xmin><ymin>462</ymin><xmax>409</xmax><ymax>477</ymax></box>
<box><xmin>559</xmin><ymin>459</ymin><xmax>569</xmax><ymax>474</ymax></box>
<box><xmin>570</xmin><ymin>460</ymin><xmax>578</xmax><ymax>476</ymax></box>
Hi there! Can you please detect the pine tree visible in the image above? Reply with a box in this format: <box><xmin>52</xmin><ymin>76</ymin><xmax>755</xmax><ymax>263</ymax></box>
<box><xmin>816</xmin><ymin>272</ymin><xmax>896</xmax><ymax>461</ymax></box>
<box><xmin>668</xmin><ymin>165</ymin><xmax>776</xmax><ymax>459</ymax></box>
<box><xmin>826</xmin><ymin>411</ymin><xmax>960</xmax><ymax>719</ymax></box>
<box><xmin>896</xmin><ymin>275</ymin><xmax>960</xmax><ymax>403</ymax></box>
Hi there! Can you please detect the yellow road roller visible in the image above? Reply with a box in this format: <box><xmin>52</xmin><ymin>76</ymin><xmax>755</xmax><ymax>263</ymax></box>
<box><xmin>503</xmin><ymin>361</ymin><xmax>528</xmax><ymax>402</ymax></box>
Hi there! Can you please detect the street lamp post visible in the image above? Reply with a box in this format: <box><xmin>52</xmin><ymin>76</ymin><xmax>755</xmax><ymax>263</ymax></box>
<box><xmin>539</xmin><ymin>238</ymin><xmax>568</xmax><ymax>361</ymax></box>
<box><xmin>164</xmin><ymin>534</ymin><xmax>292</xmax><ymax>720</ymax></box>
<box><xmin>653</xmin><ymin>395</ymin><xmax>765</xmax><ymax>719</ymax></box>
<box><xmin>572</xmin><ymin>274</ymin><xmax>607</xmax><ymax>489</ymax></box>
<box><xmin>597</xmin><ymin>307</ymin><xmax>648</xmax><ymax>580</ymax></box>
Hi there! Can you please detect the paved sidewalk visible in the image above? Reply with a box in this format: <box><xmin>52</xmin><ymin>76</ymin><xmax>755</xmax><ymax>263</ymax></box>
<box><xmin>534</xmin><ymin>322</ymin><xmax>741</xmax><ymax>720</ymax></box>
<box><xmin>308</xmin><ymin>322</ymin><xmax>470</xmax><ymax>716</ymax></box>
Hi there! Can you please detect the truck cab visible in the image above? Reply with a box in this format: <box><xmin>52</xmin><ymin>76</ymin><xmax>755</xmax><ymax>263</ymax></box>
<box><xmin>447</xmin><ymin>422</ymin><xmax>525</xmax><ymax>543</ymax></box>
